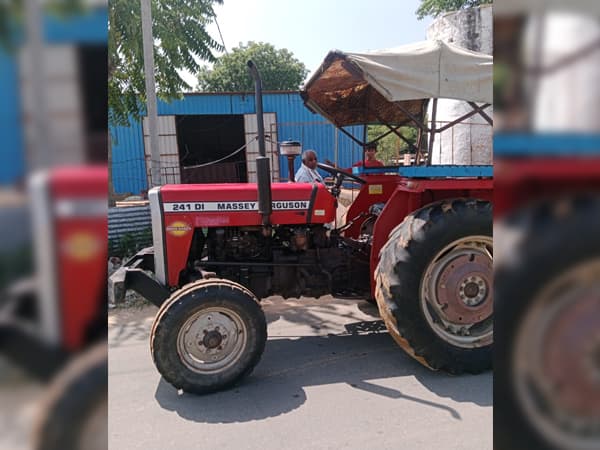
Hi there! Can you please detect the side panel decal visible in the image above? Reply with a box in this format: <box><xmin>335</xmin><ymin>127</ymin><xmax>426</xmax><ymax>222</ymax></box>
<box><xmin>163</xmin><ymin>200</ymin><xmax>309</xmax><ymax>213</ymax></box>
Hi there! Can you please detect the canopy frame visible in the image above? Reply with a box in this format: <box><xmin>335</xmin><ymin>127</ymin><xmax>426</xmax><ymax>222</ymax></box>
<box><xmin>301</xmin><ymin>41</ymin><xmax>493</xmax><ymax>165</ymax></box>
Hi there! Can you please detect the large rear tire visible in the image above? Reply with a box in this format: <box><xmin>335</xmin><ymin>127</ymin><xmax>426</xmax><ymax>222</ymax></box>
<box><xmin>495</xmin><ymin>197</ymin><xmax>600</xmax><ymax>450</ymax></box>
<box><xmin>151</xmin><ymin>279</ymin><xmax>267</xmax><ymax>395</ymax></box>
<box><xmin>375</xmin><ymin>198</ymin><xmax>492</xmax><ymax>374</ymax></box>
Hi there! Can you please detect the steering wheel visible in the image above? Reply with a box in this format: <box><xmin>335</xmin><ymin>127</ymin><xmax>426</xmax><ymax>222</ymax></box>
<box><xmin>317</xmin><ymin>162</ymin><xmax>366</xmax><ymax>198</ymax></box>
<box><xmin>317</xmin><ymin>163</ymin><xmax>366</xmax><ymax>184</ymax></box>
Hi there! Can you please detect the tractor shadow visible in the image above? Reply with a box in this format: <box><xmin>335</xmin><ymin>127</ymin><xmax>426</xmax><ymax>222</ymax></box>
<box><xmin>108</xmin><ymin>305</ymin><xmax>155</xmax><ymax>347</ymax></box>
<box><xmin>154</xmin><ymin>318</ymin><xmax>491</xmax><ymax>424</ymax></box>
<box><xmin>260</xmin><ymin>295</ymin><xmax>381</xmax><ymax>333</ymax></box>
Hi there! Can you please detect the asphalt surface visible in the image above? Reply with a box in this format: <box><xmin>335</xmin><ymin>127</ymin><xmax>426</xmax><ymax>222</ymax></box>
<box><xmin>109</xmin><ymin>296</ymin><xmax>492</xmax><ymax>450</ymax></box>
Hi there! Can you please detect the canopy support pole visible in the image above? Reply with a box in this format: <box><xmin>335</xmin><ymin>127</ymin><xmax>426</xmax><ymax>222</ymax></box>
<box><xmin>467</xmin><ymin>102</ymin><xmax>493</xmax><ymax>126</ymax></box>
<box><xmin>372</xmin><ymin>112</ymin><xmax>419</xmax><ymax>154</ymax></box>
<box><xmin>337</xmin><ymin>126</ymin><xmax>367</xmax><ymax>147</ymax></box>
<box><xmin>427</xmin><ymin>98</ymin><xmax>438</xmax><ymax>166</ymax></box>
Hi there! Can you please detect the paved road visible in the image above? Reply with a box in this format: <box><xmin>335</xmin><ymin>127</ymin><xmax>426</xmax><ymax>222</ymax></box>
<box><xmin>109</xmin><ymin>296</ymin><xmax>492</xmax><ymax>450</ymax></box>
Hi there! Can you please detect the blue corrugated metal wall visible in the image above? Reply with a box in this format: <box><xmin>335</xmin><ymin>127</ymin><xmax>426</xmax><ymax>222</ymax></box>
<box><xmin>263</xmin><ymin>93</ymin><xmax>363</xmax><ymax>180</ymax></box>
<box><xmin>111</xmin><ymin>92</ymin><xmax>363</xmax><ymax>193</ymax></box>
<box><xmin>0</xmin><ymin>51</ymin><xmax>25</xmax><ymax>185</ymax></box>
<box><xmin>43</xmin><ymin>8</ymin><xmax>108</xmax><ymax>43</ymax></box>
<box><xmin>111</xmin><ymin>120</ymin><xmax>148</xmax><ymax>194</ymax></box>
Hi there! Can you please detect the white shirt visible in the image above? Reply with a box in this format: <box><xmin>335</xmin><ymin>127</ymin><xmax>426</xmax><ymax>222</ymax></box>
<box><xmin>295</xmin><ymin>164</ymin><xmax>324</xmax><ymax>183</ymax></box>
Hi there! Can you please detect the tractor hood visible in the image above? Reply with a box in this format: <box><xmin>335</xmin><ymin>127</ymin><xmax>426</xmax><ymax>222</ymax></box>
<box><xmin>301</xmin><ymin>40</ymin><xmax>492</xmax><ymax>127</ymax></box>
<box><xmin>158</xmin><ymin>182</ymin><xmax>336</xmax><ymax>227</ymax></box>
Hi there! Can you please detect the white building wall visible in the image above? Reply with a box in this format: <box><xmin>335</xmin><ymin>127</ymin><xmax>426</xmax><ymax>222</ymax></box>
<box><xmin>19</xmin><ymin>45</ymin><xmax>86</xmax><ymax>170</ymax></box>
<box><xmin>142</xmin><ymin>115</ymin><xmax>181</xmax><ymax>184</ymax></box>
<box><xmin>427</xmin><ymin>5</ymin><xmax>493</xmax><ymax>165</ymax></box>
<box><xmin>526</xmin><ymin>12</ymin><xmax>600</xmax><ymax>132</ymax></box>
<box><xmin>244</xmin><ymin>113</ymin><xmax>279</xmax><ymax>183</ymax></box>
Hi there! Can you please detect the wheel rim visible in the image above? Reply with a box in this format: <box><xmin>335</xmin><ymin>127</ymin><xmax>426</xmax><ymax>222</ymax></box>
<box><xmin>514</xmin><ymin>258</ymin><xmax>600</xmax><ymax>450</ymax></box>
<box><xmin>420</xmin><ymin>235</ymin><xmax>493</xmax><ymax>348</ymax></box>
<box><xmin>176</xmin><ymin>306</ymin><xmax>248</xmax><ymax>374</ymax></box>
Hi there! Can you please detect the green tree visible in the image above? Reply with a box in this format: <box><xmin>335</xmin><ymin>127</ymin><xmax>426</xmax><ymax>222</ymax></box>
<box><xmin>108</xmin><ymin>0</ymin><xmax>223</xmax><ymax>126</ymax></box>
<box><xmin>197</xmin><ymin>41</ymin><xmax>308</xmax><ymax>92</ymax></box>
<box><xmin>367</xmin><ymin>125</ymin><xmax>418</xmax><ymax>165</ymax></box>
<box><xmin>416</xmin><ymin>0</ymin><xmax>492</xmax><ymax>19</ymax></box>
<box><xmin>0</xmin><ymin>0</ymin><xmax>82</xmax><ymax>50</ymax></box>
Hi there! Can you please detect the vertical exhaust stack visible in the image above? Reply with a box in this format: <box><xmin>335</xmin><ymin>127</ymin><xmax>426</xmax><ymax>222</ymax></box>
<box><xmin>247</xmin><ymin>60</ymin><xmax>272</xmax><ymax>226</ymax></box>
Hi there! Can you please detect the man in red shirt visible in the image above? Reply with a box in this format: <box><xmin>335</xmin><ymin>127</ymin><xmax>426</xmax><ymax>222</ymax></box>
<box><xmin>352</xmin><ymin>142</ymin><xmax>384</xmax><ymax>168</ymax></box>
<box><xmin>325</xmin><ymin>142</ymin><xmax>384</xmax><ymax>172</ymax></box>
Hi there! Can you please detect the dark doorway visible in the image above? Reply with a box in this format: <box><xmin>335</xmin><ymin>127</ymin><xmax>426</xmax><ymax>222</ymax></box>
<box><xmin>176</xmin><ymin>115</ymin><xmax>247</xmax><ymax>183</ymax></box>
<box><xmin>77</xmin><ymin>45</ymin><xmax>108</xmax><ymax>163</ymax></box>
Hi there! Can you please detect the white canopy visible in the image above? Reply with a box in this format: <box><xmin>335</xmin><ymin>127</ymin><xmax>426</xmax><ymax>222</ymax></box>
<box><xmin>340</xmin><ymin>40</ymin><xmax>492</xmax><ymax>104</ymax></box>
<box><xmin>301</xmin><ymin>40</ymin><xmax>492</xmax><ymax>127</ymax></box>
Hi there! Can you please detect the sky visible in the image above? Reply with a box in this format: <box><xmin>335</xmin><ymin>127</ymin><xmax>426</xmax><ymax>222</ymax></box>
<box><xmin>182</xmin><ymin>0</ymin><xmax>433</xmax><ymax>88</ymax></box>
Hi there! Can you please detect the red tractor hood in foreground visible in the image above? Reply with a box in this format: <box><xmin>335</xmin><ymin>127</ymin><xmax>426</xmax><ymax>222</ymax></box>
<box><xmin>158</xmin><ymin>182</ymin><xmax>336</xmax><ymax>227</ymax></box>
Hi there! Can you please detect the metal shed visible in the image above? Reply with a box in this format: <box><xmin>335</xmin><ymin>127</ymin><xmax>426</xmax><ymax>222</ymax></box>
<box><xmin>110</xmin><ymin>91</ymin><xmax>364</xmax><ymax>195</ymax></box>
<box><xmin>0</xmin><ymin>7</ymin><xmax>108</xmax><ymax>185</ymax></box>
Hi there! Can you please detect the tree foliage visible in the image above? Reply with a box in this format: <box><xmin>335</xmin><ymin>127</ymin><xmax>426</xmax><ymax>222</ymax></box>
<box><xmin>196</xmin><ymin>41</ymin><xmax>308</xmax><ymax>92</ymax></box>
<box><xmin>108</xmin><ymin>0</ymin><xmax>223</xmax><ymax>126</ymax></box>
<box><xmin>0</xmin><ymin>0</ymin><xmax>83</xmax><ymax>50</ymax></box>
<box><xmin>367</xmin><ymin>125</ymin><xmax>418</xmax><ymax>164</ymax></box>
<box><xmin>416</xmin><ymin>0</ymin><xmax>492</xmax><ymax>19</ymax></box>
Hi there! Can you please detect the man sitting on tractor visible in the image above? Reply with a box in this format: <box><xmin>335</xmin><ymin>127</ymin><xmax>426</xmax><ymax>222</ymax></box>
<box><xmin>353</xmin><ymin>142</ymin><xmax>383</xmax><ymax>168</ymax></box>
<box><xmin>325</xmin><ymin>142</ymin><xmax>383</xmax><ymax>173</ymax></box>
<box><xmin>295</xmin><ymin>149</ymin><xmax>324</xmax><ymax>183</ymax></box>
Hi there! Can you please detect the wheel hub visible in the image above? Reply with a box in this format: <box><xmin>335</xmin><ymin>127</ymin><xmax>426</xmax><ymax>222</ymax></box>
<box><xmin>203</xmin><ymin>330</ymin><xmax>224</xmax><ymax>349</ymax></box>
<box><xmin>420</xmin><ymin>236</ymin><xmax>493</xmax><ymax>349</ymax></box>
<box><xmin>514</xmin><ymin>260</ymin><xmax>600</xmax><ymax>449</ymax></box>
<box><xmin>541</xmin><ymin>288</ymin><xmax>600</xmax><ymax>417</ymax></box>
<box><xmin>176</xmin><ymin>308</ymin><xmax>246</xmax><ymax>374</ymax></box>
<box><xmin>460</xmin><ymin>276</ymin><xmax>488</xmax><ymax>306</ymax></box>
<box><xmin>435</xmin><ymin>253</ymin><xmax>492</xmax><ymax>324</ymax></box>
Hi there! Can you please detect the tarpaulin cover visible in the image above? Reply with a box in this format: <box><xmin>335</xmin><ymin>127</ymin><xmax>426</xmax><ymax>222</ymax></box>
<box><xmin>302</xmin><ymin>40</ymin><xmax>492</xmax><ymax>127</ymax></box>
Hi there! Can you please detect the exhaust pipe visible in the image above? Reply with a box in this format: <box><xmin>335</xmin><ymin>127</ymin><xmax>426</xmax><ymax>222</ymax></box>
<box><xmin>247</xmin><ymin>60</ymin><xmax>272</xmax><ymax>226</ymax></box>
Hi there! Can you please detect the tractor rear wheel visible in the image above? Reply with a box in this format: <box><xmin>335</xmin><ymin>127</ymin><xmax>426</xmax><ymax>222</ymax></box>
<box><xmin>495</xmin><ymin>197</ymin><xmax>600</xmax><ymax>450</ymax></box>
<box><xmin>151</xmin><ymin>279</ymin><xmax>267</xmax><ymax>394</ymax></box>
<box><xmin>375</xmin><ymin>198</ymin><xmax>492</xmax><ymax>374</ymax></box>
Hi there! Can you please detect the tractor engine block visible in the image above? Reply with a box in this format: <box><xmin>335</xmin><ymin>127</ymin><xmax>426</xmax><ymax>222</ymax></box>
<box><xmin>188</xmin><ymin>225</ymin><xmax>370</xmax><ymax>300</ymax></box>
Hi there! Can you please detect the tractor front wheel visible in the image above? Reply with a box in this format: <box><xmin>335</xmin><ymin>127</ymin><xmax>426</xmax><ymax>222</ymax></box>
<box><xmin>151</xmin><ymin>279</ymin><xmax>267</xmax><ymax>394</ymax></box>
<box><xmin>375</xmin><ymin>198</ymin><xmax>492</xmax><ymax>374</ymax></box>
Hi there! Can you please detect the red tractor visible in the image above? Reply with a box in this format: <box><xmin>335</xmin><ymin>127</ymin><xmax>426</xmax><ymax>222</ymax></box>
<box><xmin>110</xmin><ymin>40</ymin><xmax>494</xmax><ymax>394</ymax></box>
<box><xmin>494</xmin><ymin>5</ymin><xmax>600</xmax><ymax>449</ymax></box>
<box><xmin>0</xmin><ymin>166</ymin><xmax>108</xmax><ymax>450</ymax></box>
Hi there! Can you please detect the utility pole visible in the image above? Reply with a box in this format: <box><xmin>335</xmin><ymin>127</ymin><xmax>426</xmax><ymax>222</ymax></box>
<box><xmin>141</xmin><ymin>0</ymin><xmax>161</xmax><ymax>186</ymax></box>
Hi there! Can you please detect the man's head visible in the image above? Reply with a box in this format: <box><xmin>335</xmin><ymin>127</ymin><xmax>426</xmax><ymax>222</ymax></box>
<box><xmin>302</xmin><ymin>150</ymin><xmax>318</xmax><ymax>169</ymax></box>
<box><xmin>365</xmin><ymin>142</ymin><xmax>378</xmax><ymax>161</ymax></box>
